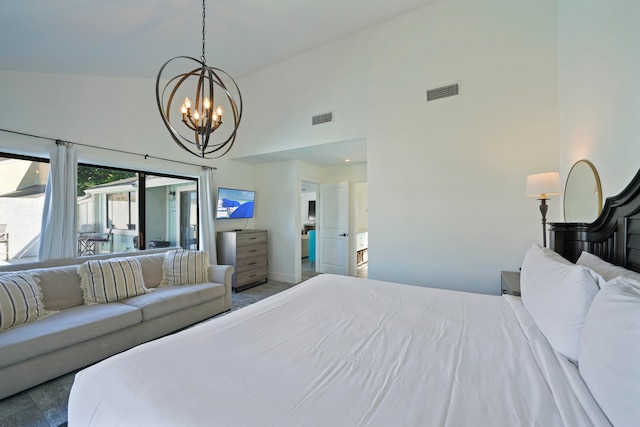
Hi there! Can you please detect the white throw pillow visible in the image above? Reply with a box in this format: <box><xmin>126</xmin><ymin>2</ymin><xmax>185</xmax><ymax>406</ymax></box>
<box><xmin>578</xmin><ymin>276</ymin><xmax>640</xmax><ymax>427</ymax></box>
<box><xmin>79</xmin><ymin>258</ymin><xmax>150</xmax><ymax>305</ymax></box>
<box><xmin>160</xmin><ymin>249</ymin><xmax>209</xmax><ymax>286</ymax></box>
<box><xmin>520</xmin><ymin>243</ymin><xmax>601</xmax><ymax>362</ymax></box>
<box><xmin>576</xmin><ymin>250</ymin><xmax>640</xmax><ymax>283</ymax></box>
<box><xmin>0</xmin><ymin>272</ymin><xmax>53</xmax><ymax>331</ymax></box>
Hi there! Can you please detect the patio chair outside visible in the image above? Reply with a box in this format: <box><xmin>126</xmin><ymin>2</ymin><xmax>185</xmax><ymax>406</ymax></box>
<box><xmin>87</xmin><ymin>226</ymin><xmax>114</xmax><ymax>254</ymax></box>
<box><xmin>78</xmin><ymin>224</ymin><xmax>96</xmax><ymax>256</ymax></box>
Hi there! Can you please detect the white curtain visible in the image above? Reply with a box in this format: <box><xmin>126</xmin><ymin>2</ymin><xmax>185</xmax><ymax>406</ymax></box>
<box><xmin>198</xmin><ymin>168</ymin><xmax>217</xmax><ymax>263</ymax></box>
<box><xmin>38</xmin><ymin>143</ymin><xmax>78</xmax><ymax>261</ymax></box>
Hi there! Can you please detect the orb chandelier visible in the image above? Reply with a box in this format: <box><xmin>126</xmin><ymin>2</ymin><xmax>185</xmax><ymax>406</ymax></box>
<box><xmin>155</xmin><ymin>0</ymin><xmax>243</xmax><ymax>159</ymax></box>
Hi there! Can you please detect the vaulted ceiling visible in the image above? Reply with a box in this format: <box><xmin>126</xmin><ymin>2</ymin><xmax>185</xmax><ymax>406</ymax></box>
<box><xmin>1</xmin><ymin>0</ymin><xmax>432</xmax><ymax>79</ymax></box>
<box><xmin>1</xmin><ymin>1</ymin><xmax>433</xmax><ymax>166</ymax></box>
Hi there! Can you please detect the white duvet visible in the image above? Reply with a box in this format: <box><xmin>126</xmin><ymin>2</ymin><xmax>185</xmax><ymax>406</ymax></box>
<box><xmin>68</xmin><ymin>274</ymin><xmax>610</xmax><ymax>426</ymax></box>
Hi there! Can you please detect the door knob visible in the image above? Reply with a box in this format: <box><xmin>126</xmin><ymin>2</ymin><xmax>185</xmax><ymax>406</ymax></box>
<box><xmin>339</xmin><ymin>233</ymin><xmax>347</xmax><ymax>237</ymax></box>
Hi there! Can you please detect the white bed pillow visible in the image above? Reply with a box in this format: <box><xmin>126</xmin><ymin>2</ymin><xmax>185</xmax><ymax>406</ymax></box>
<box><xmin>0</xmin><ymin>272</ymin><xmax>54</xmax><ymax>331</ymax></box>
<box><xmin>160</xmin><ymin>249</ymin><xmax>209</xmax><ymax>286</ymax></box>
<box><xmin>79</xmin><ymin>258</ymin><xmax>150</xmax><ymax>305</ymax></box>
<box><xmin>520</xmin><ymin>243</ymin><xmax>601</xmax><ymax>362</ymax></box>
<box><xmin>576</xmin><ymin>250</ymin><xmax>640</xmax><ymax>283</ymax></box>
<box><xmin>578</xmin><ymin>276</ymin><xmax>640</xmax><ymax>427</ymax></box>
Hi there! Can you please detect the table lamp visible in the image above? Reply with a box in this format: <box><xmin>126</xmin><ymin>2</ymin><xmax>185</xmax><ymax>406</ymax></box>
<box><xmin>526</xmin><ymin>172</ymin><xmax>562</xmax><ymax>247</ymax></box>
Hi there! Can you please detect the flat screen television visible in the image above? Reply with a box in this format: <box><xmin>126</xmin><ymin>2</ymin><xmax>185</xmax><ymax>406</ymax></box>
<box><xmin>215</xmin><ymin>187</ymin><xmax>255</xmax><ymax>220</ymax></box>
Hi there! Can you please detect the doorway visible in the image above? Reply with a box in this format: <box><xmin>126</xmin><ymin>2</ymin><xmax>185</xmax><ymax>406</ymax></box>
<box><xmin>300</xmin><ymin>180</ymin><xmax>318</xmax><ymax>282</ymax></box>
<box><xmin>354</xmin><ymin>182</ymin><xmax>368</xmax><ymax>278</ymax></box>
<box><xmin>298</xmin><ymin>180</ymin><xmax>368</xmax><ymax>282</ymax></box>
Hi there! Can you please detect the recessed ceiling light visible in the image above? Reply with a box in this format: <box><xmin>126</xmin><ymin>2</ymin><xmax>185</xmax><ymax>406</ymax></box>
<box><xmin>345</xmin><ymin>159</ymin><xmax>351</xmax><ymax>162</ymax></box>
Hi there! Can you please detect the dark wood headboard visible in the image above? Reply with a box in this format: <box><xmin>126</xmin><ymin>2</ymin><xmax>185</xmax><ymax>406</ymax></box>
<box><xmin>550</xmin><ymin>169</ymin><xmax>640</xmax><ymax>273</ymax></box>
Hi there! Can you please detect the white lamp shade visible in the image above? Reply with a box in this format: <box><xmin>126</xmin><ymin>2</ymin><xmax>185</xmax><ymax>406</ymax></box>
<box><xmin>526</xmin><ymin>172</ymin><xmax>562</xmax><ymax>198</ymax></box>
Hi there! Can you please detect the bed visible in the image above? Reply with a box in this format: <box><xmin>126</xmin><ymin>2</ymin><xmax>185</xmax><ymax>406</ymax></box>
<box><xmin>68</xmin><ymin>171</ymin><xmax>640</xmax><ymax>427</ymax></box>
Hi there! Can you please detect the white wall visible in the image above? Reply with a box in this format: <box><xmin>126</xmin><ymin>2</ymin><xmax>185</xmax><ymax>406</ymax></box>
<box><xmin>0</xmin><ymin>69</ymin><xmax>256</xmax><ymax>259</ymax></box>
<box><xmin>253</xmin><ymin>161</ymin><xmax>307</xmax><ymax>283</ymax></box>
<box><xmin>0</xmin><ymin>70</ymin><xmax>255</xmax><ymax>183</ymax></box>
<box><xmin>0</xmin><ymin>197</ymin><xmax>44</xmax><ymax>259</ymax></box>
<box><xmin>0</xmin><ymin>1</ymin><xmax>566</xmax><ymax>294</ymax></box>
<box><xmin>238</xmin><ymin>0</ymin><xmax>559</xmax><ymax>294</ymax></box>
<box><xmin>559</xmin><ymin>0</ymin><xmax>640</xmax><ymax>197</ymax></box>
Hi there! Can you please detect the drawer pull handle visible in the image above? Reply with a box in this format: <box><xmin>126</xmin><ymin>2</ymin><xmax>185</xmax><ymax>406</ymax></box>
<box><xmin>249</xmin><ymin>262</ymin><xmax>257</xmax><ymax>266</ymax></box>
<box><xmin>249</xmin><ymin>237</ymin><xmax>257</xmax><ymax>240</ymax></box>
<box><xmin>250</xmin><ymin>274</ymin><xmax>257</xmax><ymax>278</ymax></box>
<box><xmin>249</xmin><ymin>249</ymin><xmax>257</xmax><ymax>253</ymax></box>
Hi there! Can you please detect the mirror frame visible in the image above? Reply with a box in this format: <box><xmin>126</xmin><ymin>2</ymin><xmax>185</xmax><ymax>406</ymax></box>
<box><xmin>563</xmin><ymin>159</ymin><xmax>603</xmax><ymax>222</ymax></box>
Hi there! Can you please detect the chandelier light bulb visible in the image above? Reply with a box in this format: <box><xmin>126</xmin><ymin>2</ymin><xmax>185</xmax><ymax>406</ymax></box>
<box><xmin>204</xmin><ymin>98</ymin><xmax>211</xmax><ymax>110</ymax></box>
<box><xmin>184</xmin><ymin>97</ymin><xmax>191</xmax><ymax>109</ymax></box>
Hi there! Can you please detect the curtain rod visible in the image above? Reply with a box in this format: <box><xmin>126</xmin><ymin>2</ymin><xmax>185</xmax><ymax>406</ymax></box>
<box><xmin>0</xmin><ymin>128</ymin><xmax>216</xmax><ymax>170</ymax></box>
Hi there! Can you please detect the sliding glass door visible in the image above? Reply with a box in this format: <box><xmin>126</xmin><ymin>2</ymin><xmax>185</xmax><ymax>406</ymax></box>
<box><xmin>78</xmin><ymin>166</ymin><xmax>197</xmax><ymax>255</ymax></box>
<box><xmin>179</xmin><ymin>190</ymin><xmax>198</xmax><ymax>250</ymax></box>
<box><xmin>144</xmin><ymin>175</ymin><xmax>197</xmax><ymax>251</ymax></box>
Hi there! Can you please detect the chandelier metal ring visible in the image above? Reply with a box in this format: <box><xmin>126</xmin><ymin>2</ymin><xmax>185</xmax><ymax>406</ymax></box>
<box><xmin>156</xmin><ymin>56</ymin><xmax>243</xmax><ymax>158</ymax></box>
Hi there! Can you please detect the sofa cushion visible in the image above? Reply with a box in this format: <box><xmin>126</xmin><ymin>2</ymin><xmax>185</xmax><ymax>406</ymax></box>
<box><xmin>134</xmin><ymin>253</ymin><xmax>166</xmax><ymax>288</ymax></box>
<box><xmin>0</xmin><ymin>273</ymin><xmax>53</xmax><ymax>331</ymax></box>
<box><xmin>161</xmin><ymin>249</ymin><xmax>209</xmax><ymax>286</ymax></box>
<box><xmin>29</xmin><ymin>265</ymin><xmax>84</xmax><ymax>310</ymax></box>
<box><xmin>79</xmin><ymin>258</ymin><xmax>151</xmax><ymax>305</ymax></box>
<box><xmin>0</xmin><ymin>302</ymin><xmax>141</xmax><ymax>369</ymax></box>
<box><xmin>122</xmin><ymin>282</ymin><xmax>225</xmax><ymax>321</ymax></box>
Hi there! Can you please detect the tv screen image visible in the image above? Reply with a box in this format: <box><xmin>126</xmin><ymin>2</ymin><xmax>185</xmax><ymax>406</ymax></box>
<box><xmin>216</xmin><ymin>188</ymin><xmax>255</xmax><ymax>220</ymax></box>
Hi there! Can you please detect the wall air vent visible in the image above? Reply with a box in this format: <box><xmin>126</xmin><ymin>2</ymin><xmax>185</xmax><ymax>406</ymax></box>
<box><xmin>312</xmin><ymin>111</ymin><xmax>334</xmax><ymax>125</ymax></box>
<box><xmin>426</xmin><ymin>82</ymin><xmax>460</xmax><ymax>102</ymax></box>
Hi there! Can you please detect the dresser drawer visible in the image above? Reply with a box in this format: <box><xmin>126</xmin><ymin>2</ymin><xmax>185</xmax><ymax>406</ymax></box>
<box><xmin>237</xmin><ymin>266</ymin><xmax>267</xmax><ymax>287</ymax></box>
<box><xmin>236</xmin><ymin>232</ymin><xmax>267</xmax><ymax>247</ymax></box>
<box><xmin>236</xmin><ymin>254</ymin><xmax>268</xmax><ymax>272</ymax></box>
<box><xmin>236</xmin><ymin>243</ymin><xmax>267</xmax><ymax>260</ymax></box>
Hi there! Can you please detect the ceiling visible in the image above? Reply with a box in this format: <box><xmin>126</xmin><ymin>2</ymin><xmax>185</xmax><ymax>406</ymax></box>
<box><xmin>0</xmin><ymin>0</ymin><xmax>430</xmax><ymax>79</ymax></box>
<box><xmin>0</xmin><ymin>0</ymin><xmax>431</xmax><ymax>166</ymax></box>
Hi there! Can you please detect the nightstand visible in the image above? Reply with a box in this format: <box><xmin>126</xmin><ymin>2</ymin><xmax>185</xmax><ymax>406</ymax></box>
<box><xmin>500</xmin><ymin>271</ymin><xmax>521</xmax><ymax>296</ymax></box>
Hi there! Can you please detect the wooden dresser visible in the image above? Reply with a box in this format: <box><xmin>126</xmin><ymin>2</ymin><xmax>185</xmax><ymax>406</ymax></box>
<box><xmin>216</xmin><ymin>230</ymin><xmax>268</xmax><ymax>292</ymax></box>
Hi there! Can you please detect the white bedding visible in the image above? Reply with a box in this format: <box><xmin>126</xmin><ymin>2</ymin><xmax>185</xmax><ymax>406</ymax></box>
<box><xmin>68</xmin><ymin>274</ymin><xmax>610</xmax><ymax>426</ymax></box>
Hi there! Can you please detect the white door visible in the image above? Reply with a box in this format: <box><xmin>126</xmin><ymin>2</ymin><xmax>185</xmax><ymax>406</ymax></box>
<box><xmin>318</xmin><ymin>182</ymin><xmax>349</xmax><ymax>275</ymax></box>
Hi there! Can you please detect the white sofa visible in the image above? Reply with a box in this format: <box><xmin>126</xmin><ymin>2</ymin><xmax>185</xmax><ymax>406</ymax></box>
<box><xmin>0</xmin><ymin>248</ymin><xmax>233</xmax><ymax>399</ymax></box>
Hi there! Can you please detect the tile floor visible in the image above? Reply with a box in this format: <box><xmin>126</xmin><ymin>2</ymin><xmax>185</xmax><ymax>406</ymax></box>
<box><xmin>0</xmin><ymin>260</ymin><xmax>335</xmax><ymax>427</ymax></box>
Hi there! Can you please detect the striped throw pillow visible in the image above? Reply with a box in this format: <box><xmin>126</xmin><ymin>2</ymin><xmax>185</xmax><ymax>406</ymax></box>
<box><xmin>161</xmin><ymin>249</ymin><xmax>209</xmax><ymax>286</ymax></box>
<box><xmin>79</xmin><ymin>258</ymin><xmax>150</xmax><ymax>305</ymax></box>
<box><xmin>0</xmin><ymin>273</ymin><xmax>52</xmax><ymax>331</ymax></box>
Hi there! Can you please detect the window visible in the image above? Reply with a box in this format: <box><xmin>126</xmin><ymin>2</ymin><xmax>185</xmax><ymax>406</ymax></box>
<box><xmin>0</xmin><ymin>154</ymin><xmax>49</xmax><ymax>263</ymax></box>
<box><xmin>77</xmin><ymin>165</ymin><xmax>198</xmax><ymax>255</ymax></box>
<box><xmin>0</xmin><ymin>154</ymin><xmax>199</xmax><ymax>262</ymax></box>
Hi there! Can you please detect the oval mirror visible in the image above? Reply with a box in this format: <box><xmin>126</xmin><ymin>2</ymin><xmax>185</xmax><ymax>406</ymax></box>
<box><xmin>564</xmin><ymin>160</ymin><xmax>603</xmax><ymax>222</ymax></box>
